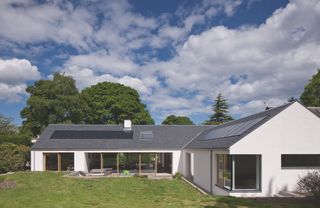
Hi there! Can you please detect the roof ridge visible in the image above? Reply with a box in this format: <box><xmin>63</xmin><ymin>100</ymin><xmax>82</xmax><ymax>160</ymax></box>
<box><xmin>208</xmin><ymin>101</ymin><xmax>294</xmax><ymax>129</ymax></box>
<box><xmin>186</xmin><ymin>101</ymin><xmax>296</xmax><ymax>149</ymax></box>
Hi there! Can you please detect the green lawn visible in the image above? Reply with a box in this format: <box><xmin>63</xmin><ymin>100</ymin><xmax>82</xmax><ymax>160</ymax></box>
<box><xmin>0</xmin><ymin>172</ymin><xmax>318</xmax><ymax>208</ymax></box>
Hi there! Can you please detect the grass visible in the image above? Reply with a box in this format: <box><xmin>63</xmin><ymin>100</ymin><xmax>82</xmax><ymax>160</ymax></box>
<box><xmin>0</xmin><ymin>172</ymin><xmax>318</xmax><ymax>208</ymax></box>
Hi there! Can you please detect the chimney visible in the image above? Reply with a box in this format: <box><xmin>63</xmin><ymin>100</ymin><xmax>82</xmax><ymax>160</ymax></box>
<box><xmin>123</xmin><ymin>120</ymin><xmax>132</xmax><ymax>131</ymax></box>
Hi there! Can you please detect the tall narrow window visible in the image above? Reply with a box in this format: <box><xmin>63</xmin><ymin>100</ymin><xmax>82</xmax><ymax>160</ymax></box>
<box><xmin>216</xmin><ymin>154</ymin><xmax>232</xmax><ymax>190</ymax></box>
<box><xmin>217</xmin><ymin>155</ymin><xmax>224</xmax><ymax>187</ymax></box>
<box><xmin>45</xmin><ymin>153</ymin><xmax>58</xmax><ymax>171</ymax></box>
<box><xmin>60</xmin><ymin>153</ymin><xmax>74</xmax><ymax>171</ymax></box>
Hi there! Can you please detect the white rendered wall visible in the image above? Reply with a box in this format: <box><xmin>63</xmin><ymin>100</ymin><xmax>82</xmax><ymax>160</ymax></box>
<box><xmin>184</xmin><ymin>149</ymin><xmax>229</xmax><ymax>195</ymax></box>
<box><xmin>31</xmin><ymin>151</ymin><xmax>44</xmax><ymax>171</ymax></box>
<box><xmin>31</xmin><ymin>150</ymin><xmax>76</xmax><ymax>171</ymax></box>
<box><xmin>172</xmin><ymin>150</ymin><xmax>182</xmax><ymax>174</ymax></box>
<box><xmin>74</xmin><ymin>151</ymin><xmax>88</xmax><ymax>172</ymax></box>
<box><xmin>185</xmin><ymin>150</ymin><xmax>210</xmax><ymax>192</ymax></box>
<box><xmin>229</xmin><ymin>102</ymin><xmax>320</xmax><ymax>197</ymax></box>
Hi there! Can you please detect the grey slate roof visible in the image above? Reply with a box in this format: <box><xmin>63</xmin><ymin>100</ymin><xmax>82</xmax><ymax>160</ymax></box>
<box><xmin>186</xmin><ymin>102</ymin><xmax>294</xmax><ymax>149</ymax></box>
<box><xmin>32</xmin><ymin>124</ymin><xmax>210</xmax><ymax>150</ymax></box>
<box><xmin>308</xmin><ymin>107</ymin><xmax>320</xmax><ymax>118</ymax></box>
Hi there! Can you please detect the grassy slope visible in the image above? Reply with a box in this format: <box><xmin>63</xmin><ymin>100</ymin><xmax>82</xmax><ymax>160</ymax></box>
<box><xmin>0</xmin><ymin>172</ymin><xmax>318</xmax><ymax>208</ymax></box>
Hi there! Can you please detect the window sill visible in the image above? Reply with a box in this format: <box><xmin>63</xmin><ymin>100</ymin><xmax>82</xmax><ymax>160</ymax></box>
<box><xmin>281</xmin><ymin>167</ymin><xmax>320</xmax><ymax>170</ymax></box>
<box><xmin>215</xmin><ymin>184</ymin><xmax>261</xmax><ymax>193</ymax></box>
<box><xmin>230</xmin><ymin>189</ymin><xmax>261</xmax><ymax>193</ymax></box>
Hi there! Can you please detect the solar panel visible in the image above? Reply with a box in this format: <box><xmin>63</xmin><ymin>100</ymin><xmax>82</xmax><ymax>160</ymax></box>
<box><xmin>203</xmin><ymin>116</ymin><xmax>266</xmax><ymax>140</ymax></box>
<box><xmin>50</xmin><ymin>130</ymin><xmax>133</xmax><ymax>139</ymax></box>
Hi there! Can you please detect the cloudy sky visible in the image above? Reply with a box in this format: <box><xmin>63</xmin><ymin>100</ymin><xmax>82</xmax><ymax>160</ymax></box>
<box><xmin>0</xmin><ymin>0</ymin><xmax>320</xmax><ymax>125</ymax></box>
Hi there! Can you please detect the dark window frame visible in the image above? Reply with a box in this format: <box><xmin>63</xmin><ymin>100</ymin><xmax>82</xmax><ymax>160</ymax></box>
<box><xmin>281</xmin><ymin>154</ymin><xmax>320</xmax><ymax>168</ymax></box>
<box><xmin>215</xmin><ymin>154</ymin><xmax>262</xmax><ymax>192</ymax></box>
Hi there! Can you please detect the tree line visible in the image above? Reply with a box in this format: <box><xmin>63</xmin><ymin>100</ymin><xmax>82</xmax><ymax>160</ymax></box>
<box><xmin>0</xmin><ymin>69</ymin><xmax>319</xmax><ymax>173</ymax></box>
<box><xmin>18</xmin><ymin>73</ymin><xmax>234</xmax><ymax>136</ymax></box>
<box><xmin>19</xmin><ymin>69</ymin><xmax>320</xmax><ymax>136</ymax></box>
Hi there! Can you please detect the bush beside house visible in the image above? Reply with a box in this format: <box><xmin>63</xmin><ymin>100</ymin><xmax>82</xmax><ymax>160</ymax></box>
<box><xmin>297</xmin><ymin>170</ymin><xmax>320</xmax><ymax>200</ymax></box>
<box><xmin>0</xmin><ymin>143</ymin><xmax>30</xmax><ymax>174</ymax></box>
<box><xmin>0</xmin><ymin>114</ymin><xmax>32</xmax><ymax>174</ymax></box>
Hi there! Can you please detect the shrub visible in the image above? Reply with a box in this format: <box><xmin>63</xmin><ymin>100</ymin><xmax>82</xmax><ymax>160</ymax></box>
<box><xmin>174</xmin><ymin>172</ymin><xmax>183</xmax><ymax>180</ymax></box>
<box><xmin>0</xmin><ymin>162</ymin><xmax>9</xmax><ymax>174</ymax></box>
<box><xmin>0</xmin><ymin>134</ymin><xmax>32</xmax><ymax>146</ymax></box>
<box><xmin>0</xmin><ymin>143</ymin><xmax>30</xmax><ymax>173</ymax></box>
<box><xmin>122</xmin><ymin>170</ymin><xmax>130</xmax><ymax>176</ymax></box>
<box><xmin>297</xmin><ymin>170</ymin><xmax>320</xmax><ymax>199</ymax></box>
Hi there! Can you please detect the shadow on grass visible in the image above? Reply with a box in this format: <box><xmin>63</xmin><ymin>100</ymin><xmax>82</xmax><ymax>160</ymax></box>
<box><xmin>202</xmin><ymin>196</ymin><xmax>320</xmax><ymax>208</ymax></box>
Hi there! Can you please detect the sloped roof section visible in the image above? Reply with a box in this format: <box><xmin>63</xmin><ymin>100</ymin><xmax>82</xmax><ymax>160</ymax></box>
<box><xmin>32</xmin><ymin>125</ymin><xmax>210</xmax><ymax>150</ymax></box>
<box><xmin>308</xmin><ymin>107</ymin><xmax>320</xmax><ymax>118</ymax></box>
<box><xmin>186</xmin><ymin>102</ymin><xmax>294</xmax><ymax>149</ymax></box>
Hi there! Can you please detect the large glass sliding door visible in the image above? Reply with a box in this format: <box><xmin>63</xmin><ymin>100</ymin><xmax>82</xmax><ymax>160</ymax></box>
<box><xmin>157</xmin><ymin>153</ymin><xmax>172</xmax><ymax>174</ymax></box>
<box><xmin>87</xmin><ymin>152</ymin><xmax>173</xmax><ymax>175</ymax></box>
<box><xmin>88</xmin><ymin>153</ymin><xmax>101</xmax><ymax>170</ymax></box>
<box><xmin>45</xmin><ymin>153</ymin><xmax>58</xmax><ymax>171</ymax></box>
<box><xmin>119</xmin><ymin>153</ymin><xmax>139</xmax><ymax>174</ymax></box>
<box><xmin>141</xmin><ymin>153</ymin><xmax>156</xmax><ymax>174</ymax></box>
<box><xmin>216</xmin><ymin>154</ymin><xmax>260</xmax><ymax>191</ymax></box>
<box><xmin>103</xmin><ymin>153</ymin><xmax>118</xmax><ymax>173</ymax></box>
<box><xmin>44</xmin><ymin>153</ymin><xmax>74</xmax><ymax>171</ymax></box>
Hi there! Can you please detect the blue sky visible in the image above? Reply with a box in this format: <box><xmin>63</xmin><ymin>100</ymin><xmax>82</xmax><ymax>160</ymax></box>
<box><xmin>0</xmin><ymin>0</ymin><xmax>320</xmax><ymax>125</ymax></box>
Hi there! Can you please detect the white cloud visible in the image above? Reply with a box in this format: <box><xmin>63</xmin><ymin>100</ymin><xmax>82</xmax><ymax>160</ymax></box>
<box><xmin>229</xmin><ymin>98</ymin><xmax>285</xmax><ymax>117</ymax></box>
<box><xmin>62</xmin><ymin>66</ymin><xmax>150</xmax><ymax>95</ymax></box>
<box><xmin>0</xmin><ymin>58</ymin><xmax>40</xmax><ymax>84</ymax></box>
<box><xmin>0</xmin><ymin>58</ymin><xmax>40</xmax><ymax>102</ymax></box>
<box><xmin>2</xmin><ymin>0</ymin><xmax>320</xmax><ymax>123</ymax></box>
<box><xmin>143</xmin><ymin>0</ymin><xmax>320</xmax><ymax>118</ymax></box>
<box><xmin>0</xmin><ymin>0</ymin><xmax>96</xmax><ymax>50</ymax></box>
<box><xmin>65</xmin><ymin>51</ymin><xmax>138</xmax><ymax>75</ymax></box>
<box><xmin>0</xmin><ymin>83</ymin><xmax>27</xmax><ymax>103</ymax></box>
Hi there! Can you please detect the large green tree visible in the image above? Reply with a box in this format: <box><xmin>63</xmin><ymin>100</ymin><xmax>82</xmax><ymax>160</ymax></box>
<box><xmin>0</xmin><ymin>114</ymin><xmax>18</xmax><ymax>135</ymax></box>
<box><xmin>300</xmin><ymin>69</ymin><xmax>320</xmax><ymax>106</ymax></box>
<box><xmin>81</xmin><ymin>82</ymin><xmax>154</xmax><ymax>124</ymax></box>
<box><xmin>205</xmin><ymin>93</ymin><xmax>233</xmax><ymax>125</ymax></box>
<box><xmin>162</xmin><ymin>115</ymin><xmax>194</xmax><ymax>125</ymax></box>
<box><xmin>21</xmin><ymin>73</ymin><xmax>83</xmax><ymax>136</ymax></box>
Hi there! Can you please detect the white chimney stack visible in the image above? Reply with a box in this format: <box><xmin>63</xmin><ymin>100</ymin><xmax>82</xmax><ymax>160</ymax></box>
<box><xmin>124</xmin><ymin>120</ymin><xmax>132</xmax><ymax>131</ymax></box>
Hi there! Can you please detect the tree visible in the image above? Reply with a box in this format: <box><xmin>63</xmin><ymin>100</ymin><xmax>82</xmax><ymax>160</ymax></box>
<box><xmin>81</xmin><ymin>82</ymin><xmax>154</xmax><ymax>124</ymax></box>
<box><xmin>162</xmin><ymin>115</ymin><xmax>194</xmax><ymax>125</ymax></box>
<box><xmin>300</xmin><ymin>69</ymin><xmax>320</xmax><ymax>106</ymax></box>
<box><xmin>0</xmin><ymin>114</ymin><xmax>18</xmax><ymax>135</ymax></box>
<box><xmin>21</xmin><ymin>73</ymin><xmax>83</xmax><ymax>136</ymax></box>
<box><xmin>0</xmin><ymin>134</ymin><xmax>31</xmax><ymax>146</ymax></box>
<box><xmin>205</xmin><ymin>94</ymin><xmax>233</xmax><ymax>125</ymax></box>
<box><xmin>287</xmin><ymin>97</ymin><xmax>298</xmax><ymax>103</ymax></box>
<box><xmin>0</xmin><ymin>143</ymin><xmax>30</xmax><ymax>173</ymax></box>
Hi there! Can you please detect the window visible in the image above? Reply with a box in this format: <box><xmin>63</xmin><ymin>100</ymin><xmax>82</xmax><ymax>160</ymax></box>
<box><xmin>60</xmin><ymin>153</ymin><xmax>74</xmax><ymax>171</ymax></box>
<box><xmin>216</xmin><ymin>154</ymin><xmax>232</xmax><ymax>190</ymax></box>
<box><xmin>141</xmin><ymin>153</ymin><xmax>156</xmax><ymax>173</ymax></box>
<box><xmin>139</xmin><ymin>131</ymin><xmax>153</xmax><ymax>139</ymax></box>
<box><xmin>103</xmin><ymin>153</ymin><xmax>118</xmax><ymax>173</ymax></box>
<box><xmin>281</xmin><ymin>155</ymin><xmax>320</xmax><ymax>168</ymax></box>
<box><xmin>216</xmin><ymin>154</ymin><xmax>261</xmax><ymax>191</ymax></box>
<box><xmin>234</xmin><ymin>155</ymin><xmax>260</xmax><ymax>190</ymax></box>
<box><xmin>44</xmin><ymin>153</ymin><xmax>74</xmax><ymax>171</ymax></box>
<box><xmin>45</xmin><ymin>153</ymin><xmax>58</xmax><ymax>171</ymax></box>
